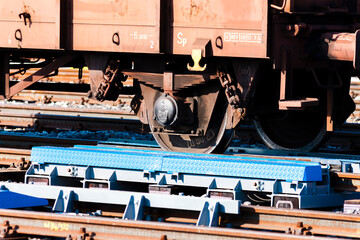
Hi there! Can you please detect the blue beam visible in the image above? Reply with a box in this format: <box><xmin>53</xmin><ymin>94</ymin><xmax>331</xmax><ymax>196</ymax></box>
<box><xmin>30</xmin><ymin>146</ymin><xmax>322</xmax><ymax>181</ymax></box>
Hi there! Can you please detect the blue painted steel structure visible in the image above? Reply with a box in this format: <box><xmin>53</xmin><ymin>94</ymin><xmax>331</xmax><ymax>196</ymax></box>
<box><xmin>24</xmin><ymin>145</ymin><xmax>351</xmax><ymax>210</ymax></box>
<box><xmin>0</xmin><ymin>190</ymin><xmax>48</xmax><ymax>209</ymax></box>
<box><xmin>1</xmin><ymin>144</ymin><xmax>360</xmax><ymax>226</ymax></box>
<box><xmin>31</xmin><ymin>146</ymin><xmax>322</xmax><ymax>181</ymax></box>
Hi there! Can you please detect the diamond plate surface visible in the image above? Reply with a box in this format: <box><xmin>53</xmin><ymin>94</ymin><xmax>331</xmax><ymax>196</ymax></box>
<box><xmin>162</xmin><ymin>155</ymin><xmax>322</xmax><ymax>181</ymax></box>
<box><xmin>31</xmin><ymin>146</ymin><xmax>163</xmax><ymax>171</ymax></box>
<box><xmin>31</xmin><ymin>146</ymin><xmax>322</xmax><ymax>181</ymax></box>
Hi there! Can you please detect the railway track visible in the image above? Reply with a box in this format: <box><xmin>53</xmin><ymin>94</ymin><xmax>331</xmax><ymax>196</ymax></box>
<box><xmin>10</xmin><ymin>90</ymin><xmax>134</xmax><ymax>107</ymax></box>
<box><xmin>0</xmin><ymin>70</ymin><xmax>358</xmax><ymax>239</ymax></box>
<box><xmin>0</xmin><ymin>135</ymin><xmax>359</xmax><ymax>239</ymax></box>
<box><xmin>2</xmin><ymin>4</ymin><xmax>360</xmax><ymax>239</ymax></box>
<box><xmin>3</xmin><ymin>85</ymin><xmax>360</xmax><ymax>151</ymax></box>
<box><xmin>0</xmin><ymin>206</ymin><xmax>356</xmax><ymax>240</ymax></box>
<box><xmin>0</xmin><ymin>132</ymin><xmax>98</xmax><ymax>149</ymax></box>
<box><xmin>0</xmin><ymin>111</ymin><xmax>359</xmax><ymax>153</ymax></box>
<box><xmin>0</xmin><ymin>97</ymin><xmax>144</xmax><ymax>132</ymax></box>
<box><xmin>0</xmin><ymin>103</ymin><xmax>358</xmax><ymax>152</ymax></box>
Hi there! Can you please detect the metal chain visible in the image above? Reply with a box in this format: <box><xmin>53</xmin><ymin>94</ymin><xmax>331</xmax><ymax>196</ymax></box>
<box><xmin>94</xmin><ymin>60</ymin><xmax>127</xmax><ymax>102</ymax></box>
<box><xmin>217</xmin><ymin>65</ymin><xmax>242</xmax><ymax>109</ymax></box>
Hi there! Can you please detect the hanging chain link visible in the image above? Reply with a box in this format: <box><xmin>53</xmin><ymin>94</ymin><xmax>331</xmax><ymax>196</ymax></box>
<box><xmin>94</xmin><ymin>60</ymin><xmax>127</xmax><ymax>102</ymax></box>
<box><xmin>217</xmin><ymin>64</ymin><xmax>247</xmax><ymax>125</ymax></box>
<box><xmin>217</xmin><ymin>65</ymin><xmax>242</xmax><ymax>109</ymax></box>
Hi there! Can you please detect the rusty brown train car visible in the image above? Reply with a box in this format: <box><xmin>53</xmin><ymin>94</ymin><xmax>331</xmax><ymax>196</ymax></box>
<box><xmin>0</xmin><ymin>0</ymin><xmax>358</xmax><ymax>153</ymax></box>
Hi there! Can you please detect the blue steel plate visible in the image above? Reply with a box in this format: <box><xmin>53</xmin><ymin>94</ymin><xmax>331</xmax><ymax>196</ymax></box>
<box><xmin>31</xmin><ymin>146</ymin><xmax>322</xmax><ymax>181</ymax></box>
<box><xmin>0</xmin><ymin>190</ymin><xmax>48</xmax><ymax>209</ymax></box>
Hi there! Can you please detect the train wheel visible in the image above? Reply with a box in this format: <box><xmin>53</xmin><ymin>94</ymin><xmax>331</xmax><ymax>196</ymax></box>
<box><xmin>149</xmin><ymin>94</ymin><xmax>234</xmax><ymax>154</ymax></box>
<box><xmin>250</xmin><ymin>66</ymin><xmax>330</xmax><ymax>151</ymax></box>
<box><xmin>253</xmin><ymin>110</ymin><xmax>327</xmax><ymax>151</ymax></box>
<box><xmin>151</xmin><ymin>113</ymin><xmax>233</xmax><ymax>154</ymax></box>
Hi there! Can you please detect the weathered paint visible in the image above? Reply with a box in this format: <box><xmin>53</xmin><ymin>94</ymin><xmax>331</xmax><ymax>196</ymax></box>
<box><xmin>71</xmin><ymin>0</ymin><xmax>161</xmax><ymax>53</ymax></box>
<box><xmin>170</xmin><ymin>0</ymin><xmax>268</xmax><ymax>58</ymax></box>
<box><xmin>0</xmin><ymin>0</ymin><xmax>61</xmax><ymax>49</ymax></box>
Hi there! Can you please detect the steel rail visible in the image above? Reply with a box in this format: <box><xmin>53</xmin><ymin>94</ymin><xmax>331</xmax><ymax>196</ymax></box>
<box><xmin>10</xmin><ymin>90</ymin><xmax>134</xmax><ymax>106</ymax></box>
<box><xmin>0</xmin><ymin>147</ymin><xmax>31</xmax><ymax>165</ymax></box>
<box><xmin>0</xmin><ymin>112</ymin><xmax>144</xmax><ymax>132</ymax></box>
<box><xmin>0</xmin><ymin>103</ymin><xmax>136</xmax><ymax>118</ymax></box>
<box><xmin>331</xmin><ymin>171</ymin><xmax>360</xmax><ymax>192</ymax></box>
<box><xmin>0</xmin><ymin>132</ymin><xmax>98</xmax><ymax>149</ymax></box>
<box><xmin>0</xmin><ymin>208</ymin><xmax>350</xmax><ymax>240</ymax></box>
<box><xmin>0</xmin><ymin>101</ymin><xmax>359</xmax><ymax>148</ymax></box>
<box><xmin>236</xmin><ymin>205</ymin><xmax>360</xmax><ymax>238</ymax></box>
<box><xmin>0</xmin><ymin>100</ymin><xmax>146</xmax><ymax>132</ymax></box>
<box><xmin>0</xmin><ymin>148</ymin><xmax>31</xmax><ymax>181</ymax></box>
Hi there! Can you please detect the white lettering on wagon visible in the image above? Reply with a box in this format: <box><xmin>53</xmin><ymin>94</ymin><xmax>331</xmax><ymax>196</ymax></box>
<box><xmin>130</xmin><ymin>32</ymin><xmax>149</xmax><ymax>40</ymax></box>
<box><xmin>224</xmin><ymin>32</ymin><xmax>263</xmax><ymax>44</ymax></box>
<box><xmin>177</xmin><ymin>32</ymin><xmax>187</xmax><ymax>47</ymax></box>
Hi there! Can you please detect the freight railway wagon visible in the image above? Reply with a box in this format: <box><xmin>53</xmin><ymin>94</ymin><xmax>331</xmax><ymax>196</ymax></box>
<box><xmin>0</xmin><ymin>0</ymin><xmax>359</xmax><ymax>153</ymax></box>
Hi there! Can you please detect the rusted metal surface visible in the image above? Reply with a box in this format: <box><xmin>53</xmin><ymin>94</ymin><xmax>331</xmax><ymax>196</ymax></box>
<box><xmin>274</xmin><ymin>0</ymin><xmax>351</xmax><ymax>13</ymax></box>
<box><xmin>0</xmin><ymin>113</ymin><xmax>145</xmax><ymax>134</ymax></box>
<box><xmin>163</xmin><ymin>72</ymin><xmax>174</xmax><ymax>93</ymax></box>
<box><xmin>0</xmin><ymin>112</ymin><xmax>143</xmax><ymax>132</ymax></box>
<box><xmin>0</xmin><ymin>132</ymin><xmax>97</xmax><ymax>149</ymax></box>
<box><xmin>10</xmin><ymin>68</ymin><xmax>91</xmax><ymax>85</ymax></box>
<box><xmin>331</xmin><ymin>171</ymin><xmax>360</xmax><ymax>192</ymax></box>
<box><xmin>0</xmin><ymin>148</ymin><xmax>31</xmax><ymax>165</ymax></box>
<box><xmin>170</xmin><ymin>0</ymin><xmax>268</xmax><ymax>58</ymax></box>
<box><xmin>8</xmin><ymin>54</ymin><xmax>78</xmax><ymax>98</ymax></box>
<box><xmin>322</xmin><ymin>32</ymin><xmax>357</xmax><ymax>61</ymax></box>
<box><xmin>0</xmin><ymin>53</ymin><xmax>9</xmax><ymax>99</ymax></box>
<box><xmin>0</xmin><ymin>0</ymin><xmax>61</xmax><ymax>49</ymax></box>
<box><xmin>123</xmin><ymin>71</ymin><xmax>213</xmax><ymax>91</ymax></box>
<box><xmin>11</xmin><ymin>90</ymin><xmax>133</xmax><ymax>106</ymax></box>
<box><xmin>71</xmin><ymin>0</ymin><xmax>268</xmax><ymax>57</ymax></box>
<box><xmin>0</xmin><ymin>102</ymin><xmax>135</xmax><ymax>119</ymax></box>
<box><xmin>237</xmin><ymin>205</ymin><xmax>360</xmax><ymax>238</ymax></box>
<box><xmin>0</xmin><ymin>0</ymin><xmax>359</xmax><ymax>151</ymax></box>
<box><xmin>278</xmin><ymin>99</ymin><xmax>319</xmax><ymax>110</ymax></box>
<box><xmin>93</xmin><ymin>60</ymin><xmax>128</xmax><ymax>102</ymax></box>
<box><xmin>71</xmin><ymin>0</ymin><xmax>161</xmax><ymax>53</ymax></box>
<box><xmin>0</xmin><ymin>208</ymin><xmax>351</xmax><ymax>240</ymax></box>
<box><xmin>0</xmin><ymin>148</ymin><xmax>31</xmax><ymax>182</ymax></box>
<box><xmin>321</xmin><ymin>31</ymin><xmax>360</xmax><ymax>69</ymax></box>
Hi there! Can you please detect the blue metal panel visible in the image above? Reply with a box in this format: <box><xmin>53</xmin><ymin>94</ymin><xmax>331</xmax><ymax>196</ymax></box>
<box><xmin>99</xmin><ymin>140</ymin><xmax>160</xmax><ymax>148</ymax></box>
<box><xmin>162</xmin><ymin>155</ymin><xmax>321</xmax><ymax>181</ymax></box>
<box><xmin>31</xmin><ymin>146</ymin><xmax>163</xmax><ymax>171</ymax></box>
<box><xmin>2</xmin><ymin>182</ymin><xmax>241</xmax><ymax>214</ymax></box>
<box><xmin>0</xmin><ymin>190</ymin><xmax>48</xmax><ymax>209</ymax></box>
<box><xmin>31</xmin><ymin>146</ymin><xmax>322</xmax><ymax>181</ymax></box>
<box><xmin>74</xmin><ymin>145</ymin><xmax>320</xmax><ymax>166</ymax></box>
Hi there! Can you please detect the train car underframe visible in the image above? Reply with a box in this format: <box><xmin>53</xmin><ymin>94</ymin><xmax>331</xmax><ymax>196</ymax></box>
<box><xmin>0</xmin><ymin>1</ymin><xmax>359</xmax><ymax>153</ymax></box>
<box><xmin>0</xmin><ymin>48</ymin><xmax>356</xmax><ymax>153</ymax></box>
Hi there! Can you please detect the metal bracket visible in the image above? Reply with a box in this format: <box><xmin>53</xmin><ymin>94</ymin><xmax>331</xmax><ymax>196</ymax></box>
<box><xmin>123</xmin><ymin>195</ymin><xmax>145</xmax><ymax>221</ymax></box>
<box><xmin>77</xmin><ymin>227</ymin><xmax>90</xmax><ymax>240</ymax></box>
<box><xmin>187</xmin><ymin>38</ymin><xmax>211</xmax><ymax>72</ymax></box>
<box><xmin>163</xmin><ymin>71</ymin><xmax>174</xmax><ymax>93</ymax></box>
<box><xmin>0</xmin><ymin>221</ymin><xmax>13</xmax><ymax>238</ymax></box>
<box><xmin>327</xmin><ymin>89</ymin><xmax>334</xmax><ymax>131</ymax></box>
<box><xmin>187</xmin><ymin>49</ymin><xmax>207</xmax><ymax>71</ymax></box>
<box><xmin>196</xmin><ymin>201</ymin><xmax>220</xmax><ymax>227</ymax></box>
<box><xmin>52</xmin><ymin>190</ymin><xmax>75</xmax><ymax>213</ymax></box>
<box><xmin>285</xmin><ymin>221</ymin><xmax>312</xmax><ymax>235</ymax></box>
<box><xmin>9</xmin><ymin>54</ymin><xmax>78</xmax><ymax>98</ymax></box>
<box><xmin>354</xmin><ymin>30</ymin><xmax>360</xmax><ymax>69</ymax></box>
